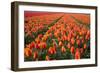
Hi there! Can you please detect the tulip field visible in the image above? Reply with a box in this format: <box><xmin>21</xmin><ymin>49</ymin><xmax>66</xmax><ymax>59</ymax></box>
<box><xmin>24</xmin><ymin>11</ymin><xmax>90</xmax><ymax>61</ymax></box>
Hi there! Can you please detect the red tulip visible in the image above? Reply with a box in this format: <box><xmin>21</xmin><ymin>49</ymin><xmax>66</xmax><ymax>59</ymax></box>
<box><xmin>35</xmin><ymin>44</ymin><xmax>40</xmax><ymax>49</ymax></box>
<box><xmin>75</xmin><ymin>49</ymin><xmax>80</xmax><ymax>59</ymax></box>
<box><xmin>70</xmin><ymin>46</ymin><xmax>74</xmax><ymax>54</ymax></box>
<box><xmin>38</xmin><ymin>34</ymin><xmax>43</xmax><ymax>38</ymax></box>
<box><xmin>30</xmin><ymin>42</ymin><xmax>35</xmax><ymax>49</ymax></box>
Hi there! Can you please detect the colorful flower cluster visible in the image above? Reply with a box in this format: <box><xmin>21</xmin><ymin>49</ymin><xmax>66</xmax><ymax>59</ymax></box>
<box><xmin>24</xmin><ymin>12</ymin><xmax>90</xmax><ymax>61</ymax></box>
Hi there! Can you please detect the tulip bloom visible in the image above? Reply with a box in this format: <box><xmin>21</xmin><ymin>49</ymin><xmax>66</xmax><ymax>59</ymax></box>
<box><xmin>61</xmin><ymin>46</ymin><xmax>66</xmax><ymax>53</ymax></box>
<box><xmin>45</xmin><ymin>55</ymin><xmax>50</xmax><ymax>61</ymax></box>
<box><xmin>70</xmin><ymin>46</ymin><xmax>75</xmax><ymax>55</ymax></box>
<box><xmin>24</xmin><ymin>48</ymin><xmax>32</xmax><ymax>57</ymax></box>
<box><xmin>33</xmin><ymin>51</ymin><xmax>38</xmax><ymax>60</ymax></box>
<box><xmin>75</xmin><ymin>49</ymin><xmax>80</xmax><ymax>59</ymax></box>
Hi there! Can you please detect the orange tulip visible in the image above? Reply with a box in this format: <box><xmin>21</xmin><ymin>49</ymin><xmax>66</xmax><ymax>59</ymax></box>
<box><xmin>48</xmin><ymin>47</ymin><xmax>56</xmax><ymax>54</ymax></box>
<box><xmin>84</xmin><ymin>43</ymin><xmax>87</xmax><ymax>49</ymax></box>
<box><xmin>71</xmin><ymin>37</ymin><xmax>75</xmax><ymax>45</ymax></box>
<box><xmin>42</xmin><ymin>42</ymin><xmax>47</xmax><ymax>49</ymax></box>
<box><xmin>87</xmin><ymin>30</ymin><xmax>90</xmax><ymax>36</ymax></box>
<box><xmin>39</xmin><ymin>42</ymin><xmax>47</xmax><ymax>49</ymax></box>
<box><xmin>79</xmin><ymin>31</ymin><xmax>82</xmax><ymax>36</ymax></box>
<box><xmin>67</xmin><ymin>35</ymin><xmax>70</xmax><ymax>42</ymax></box>
<box><xmin>82</xmin><ymin>39</ymin><xmax>84</xmax><ymax>44</ymax></box>
<box><xmin>33</xmin><ymin>51</ymin><xmax>38</xmax><ymax>60</ymax></box>
<box><xmin>45</xmin><ymin>55</ymin><xmax>50</xmax><ymax>61</ymax></box>
<box><xmin>64</xmin><ymin>35</ymin><xmax>67</xmax><ymax>41</ymax></box>
<box><xmin>67</xmin><ymin>43</ymin><xmax>71</xmax><ymax>49</ymax></box>
<box><xmin>35</xmin><ymin>38</ymin><xmax>40</xmax><ymax>44</ymax></box>
<box><xmin>76</xmin><ymin>39</ymin><xmax>80</xmax><ymax>45</ymax></box>
<box><xmin>61</xmin><ymin>46</ymin><xmax>66</xmax><ymax>53</ymax></box>
<box><xmin>24</xmin><ymin>48</ymin><xmax>32</xmax><ymax>57</ymax></box>
<box><xmin>59</xmin><ymin>41</ymin><xmax>63</xmax><ymax>47</ymax></box>
<box><xmin>76</xmin><ymin>35</ymin><xmax>79</xmax><ymax>39</ymax></box>
<box><xmin>48</xmin><ymin>48</ymin><xmax>53</xmax><ymax>54</ymax></box>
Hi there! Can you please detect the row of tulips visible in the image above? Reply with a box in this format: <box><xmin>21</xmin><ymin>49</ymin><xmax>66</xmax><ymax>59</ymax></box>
<box><xmin>24</xmin><ymin>13</ymin><xmax>64</xmax><ymax>44</ymax></box>
<box><xmin>24</xmin><ymin>13</ymin><xmax>64</xmax><ymax>36</ymax></box>
<box><xmin>24</xmin><ymin>13</ymin><xmax>90</xmax><ymax>61</ymax></box>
